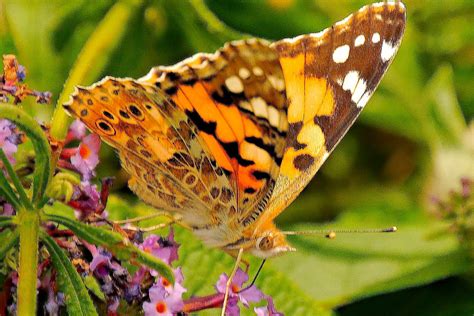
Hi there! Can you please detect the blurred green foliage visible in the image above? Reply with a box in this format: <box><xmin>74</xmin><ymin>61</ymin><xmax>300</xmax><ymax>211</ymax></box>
<box><xmin>1</xmin><ymin>0</ymin><xmax>473</xmax><ymax>314</ymax></box>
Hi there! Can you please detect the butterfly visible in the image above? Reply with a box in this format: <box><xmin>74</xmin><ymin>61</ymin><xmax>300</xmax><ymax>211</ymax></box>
<box><xmin>64</xmin><ymin>2</ymin><xmax>406</xmax><ymax>261</ymax></box>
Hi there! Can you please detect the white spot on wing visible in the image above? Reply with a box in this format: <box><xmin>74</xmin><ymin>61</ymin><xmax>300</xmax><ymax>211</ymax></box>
<box><xmin>332</xmin><ymin>44</ymin><xmax>350</xmax><ymax>63</ymax></box>
<box><xmin>225</xmin><ymin>75</ymin><xmax>244</xmax><ymax>94</ymax></box>
<box><xmin>239</xmin><ymin>101</ymin><xmax>253</xmax><ymax>112</ymax></box>
<box><xmin>372</xmin><ymin>32</ymin><xmax>381</xmax><ymax>43</ymax></box>
<box><xmin>251</xmin><ymin>97</ymin><xmax>268</xmax><ymax>118</ymax></box>
<box><xmin>268</xmin><ymin>75</ymin><xmax>285</xmax><ymax>91</ymax></box>
<box><xmin>239</xmin><ymin>68</ymin><xmax>250</xmax><ymax>80</ymax></box>
<box><xmin>253</xmin><ymin>66</ymin><xmax>264</xmax><ymax>76</ymax></box>
<box><xmin>352</xmin><ymin>79</ymin><xmax>367</xmax><ymax>104</ymax></box>
<box><xmin>267</xmin><ymin>106</ymin><xmax>280</xmax><ymax>128</ymax></box>
<box><xmin>342</xmin><ymin>71</ymin><xmax>359</xmax><ymax>94</ymax></box>
<box><xmin>357</xmin><ymin>91</ymin><xmax>372</xmax><ymax>109</ymax></box>
<box><xmin>381</xmin><ymin>40</ymin><xmax>397</xmax><ymax>62</ymax></box>
<box><xmin>354</xmin><ymin>35</ymin><xmax>365</xmax><ymax>47</ymax></box>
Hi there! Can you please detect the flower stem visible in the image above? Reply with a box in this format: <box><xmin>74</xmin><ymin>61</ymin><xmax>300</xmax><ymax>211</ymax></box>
<box><xmin>17</xmin><ymin>209</ymin><xmax>40</xmax><ymax>316</ymax></box>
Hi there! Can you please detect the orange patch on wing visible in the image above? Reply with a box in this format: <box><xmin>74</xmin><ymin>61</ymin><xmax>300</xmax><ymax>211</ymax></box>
<box><xmin>279</xmin><ymin>54</ymin><xmax>305</xmax><ymax>123</ymax></box>
<box><xmin>179</xmin><ymin>83</ymin><xmax>237</xmax><ymax>143</ymax></box>
<box><xmin>242</xmin><ymin>116</ymin><xmax>262</xmax><ymax>139</ymax></box>
<box><xmin>199</xmin><ymin>132</ymin><xmax>233</xmax><ymax>172</ymax></box>
<box><xmin>237</xmin><ymin>142</ymin><xmax>272</xmax><ymax>190</ymax></box>
<box><xmin>173</xmin><ymin>88</ymin><xmax>194</xmax><ymax>111</ymax></box>
<box><xmin>304</xmin><ymin>77</ymin><xmax>335</xmax><ymax>120</ymax></box>
<box><xmin>217</xmin><ymin>104</ymin><xmax>245</xmax><ymax>142</ymax></box>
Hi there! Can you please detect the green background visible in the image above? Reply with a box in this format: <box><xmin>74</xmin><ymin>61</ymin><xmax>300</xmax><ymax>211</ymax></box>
<box><xmin>1</xmin><ymin>0</ymin><xmax>473</xmax><ymax>315</ymax></box>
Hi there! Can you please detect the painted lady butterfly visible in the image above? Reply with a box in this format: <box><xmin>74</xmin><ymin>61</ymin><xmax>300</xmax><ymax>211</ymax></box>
<box><xmin>64</xmin><ymin>2</ymin><xmax>406</xmax><ymax>261</ymax></box>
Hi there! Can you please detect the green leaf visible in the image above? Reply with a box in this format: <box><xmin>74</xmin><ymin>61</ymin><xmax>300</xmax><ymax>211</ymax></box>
<box><xmin>41</xmin><ymin>233</ymin><xmax>98</xmax><ymax>316</ymax></box>
<box><xmin>0</xmin><ymin>166</ymin><xmax>21</xmax><ymax>210</ymax></box>
<box><xmin>0</xmin><ymin>230</ymin><xmax>19</xmax><ymax>260</ymax></box>
<box><xmin>45</xmin><ymin>213</ymin><xmax>175</xmax><ymax>283</ymax></box>
<box><xmin>0</xmin><ymin>216</ymin><xmax>15</xmax><ymax>228</ymax></box>
<box><xmin>425</xmin><ymin>64</ymin><xmax>466</xmax><ymax>145</ymax></box>
<box><xmin>271</xmin><ymin>206</ymin><xmax>471</xmax><ymax>307</ymax></box>
<box><xmin>0</xmin><ymin>149</ymin><xmax>32</xmax><ymax>209</ymax></box>
<box><xmin>83</xmin><ymin>275</ymin><xmax>106</xmax><ymax>302</ymax></box>
<box><xmin>0</xmin><ymin>103</ymin><xmax>52</xmax><ymax>208</ymax></box>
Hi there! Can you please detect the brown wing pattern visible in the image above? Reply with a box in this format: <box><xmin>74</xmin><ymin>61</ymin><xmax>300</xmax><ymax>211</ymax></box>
<box><xmin>63</xmin><ymin>77</ymin><xmax>236</xmax><ymax>228</ymax></box>
<box><xmin>253</xmin><ymin>1</ymin><xmax>406</xmax><ymax>230</ymax></box>
<box><xmin>139</xmin><ymin>39</ymin><xmax>288</xmax><ymax>224</ymax></box>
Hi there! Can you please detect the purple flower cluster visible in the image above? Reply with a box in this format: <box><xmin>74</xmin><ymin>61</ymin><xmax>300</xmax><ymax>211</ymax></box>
<box><xmin>0</xmin><ymin>119</ymin><xmax>22</xmax><ymax>165</ymax></box>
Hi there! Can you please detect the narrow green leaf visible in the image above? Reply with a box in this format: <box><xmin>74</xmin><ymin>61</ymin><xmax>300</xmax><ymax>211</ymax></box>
<box><xmin>426</xmin><ymin>64</ymin><xmax>466</xmax><ymax>145</ymax></box>
<box><xmin>0</xmin><ymin>169</ymin><xmax>21</xmax><ymax>210</ymax></box>
<box><xmin>83</xmin><ymin>275</ymin><xmax>106</xmax><ymax>302</ymax></box>
<box><xmin>0</xmin><ymin>230</ymin><xmax>19</xmax><ymax>260</ymax></box>
<box><xmin>46</xmin><ymin>213</ymin><xmax>175</xmax><ymax>283</ymax></box>
<box><xmin>0</xmin><ymin>216</ymin><xmax>14</xmax><ymax>228</ymax></box>
<box><xmin>0</xmin><ymin>103</ymin><xmax>51</xmax><ymax>207</ymax></box>
<box><xmin>0</xmin><ymin>149</ymin><xmax>32</xmax><ymax>209</ymax></box>
<box><xmin>41</xmin><ymin>233</ymin><xmax>98</xmax><ymax>316</ymax></box>
<box><xmin>50</xmin><ymin>0</ymin><xmax>144</xmax><ymax>141</ymax></box>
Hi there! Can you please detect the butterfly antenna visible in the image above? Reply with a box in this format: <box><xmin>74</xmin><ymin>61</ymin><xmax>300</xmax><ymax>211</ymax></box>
<box><xmin>238</xmin><ymin>259</ymin><xmax>266</xmax><ymax>294</ymax></box>
<box><xmin>283</xmin><ymin>226</ymin><xmax>397</xmax><ymax>239</ymax></box>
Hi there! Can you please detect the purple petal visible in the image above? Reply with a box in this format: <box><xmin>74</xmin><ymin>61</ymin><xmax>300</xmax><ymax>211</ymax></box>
<box><xmin>69</xmin><ymin>120</ymin><xmax>87</xmax><ymax>140</ymax></box>
<box><xmin>90</xmin><ymin>253</ymin><xmax>111</xmax><ymax>277</ymax></box>
<box><xmin>215</xmin><ymin>272</ymin><xmax>230</xmax><ymax>294</ymax></box>
<box><xmin>239</xmin><ymin>285</ymin><xmax>264</xmax><ymax>307</ymax></box>
<box><xmin>70</xmin><ymin>134</ymin><xmax>100</xmax><ymax>180</ymax></box>
<box><xmin>148</xmin><ymin>283</ymin><xmax>167</xmax><ymax>302</ymax></box>
<box><xmin>232</xmin><ymin>268</ymin><xmax>249</xmax><ymax>289</ymax></box>
<box><xmin>225</xmin><ymin>297</ymin><xmax>240</xmax><ymax>316</ymax></box>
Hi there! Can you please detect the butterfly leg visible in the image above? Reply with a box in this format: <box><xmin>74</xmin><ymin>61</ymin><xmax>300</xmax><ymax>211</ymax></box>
<box><xmin>113</xmin><ymin>211</ymin><xmax>174</xmax><ymax>225</ymax></box>
<box><xmin>221</xmin><ymin>247</ymin><xmax>244</xmax><ymax>316</ymax></box>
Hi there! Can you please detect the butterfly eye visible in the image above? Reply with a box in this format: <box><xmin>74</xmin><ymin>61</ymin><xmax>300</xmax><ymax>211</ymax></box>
<box><xmin>256</xmin><ymin>236</ymin><xmax>273</xmax><ymax>251</ymax></box>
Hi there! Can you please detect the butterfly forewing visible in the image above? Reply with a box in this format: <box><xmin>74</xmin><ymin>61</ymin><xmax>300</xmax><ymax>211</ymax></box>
<box><xmin>254</xmin><ymin>1</ymin><xmax>406</xmax><ymax>228</ymax></box>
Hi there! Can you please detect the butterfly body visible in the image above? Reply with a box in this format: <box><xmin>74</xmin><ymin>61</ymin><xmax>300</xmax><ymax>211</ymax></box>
<box><xmin>64</xmin><ymin>1</ymin><xmax>406</xmax><ymax>258</ymax></box>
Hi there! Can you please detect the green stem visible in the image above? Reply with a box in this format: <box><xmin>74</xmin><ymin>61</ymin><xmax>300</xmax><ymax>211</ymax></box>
<box><xmin>17</xmin><ymin>209</ymin><xmax>40</xmax><ymax>316</ymax></box>
<box><xmin>188</xmin><ymin>0</ymin><xmax>245</xmax><ymax>41</ymax></box>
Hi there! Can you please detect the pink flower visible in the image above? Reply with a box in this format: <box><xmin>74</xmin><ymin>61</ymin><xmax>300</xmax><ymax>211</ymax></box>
<box><xmin>215</xmin><ymin>268</ymin><xmax>264</xmax><ymax>308</ymax></box>
<box><xmin>0</xmin><ymin>119</ymin><xmax>20</xmax><ymax>164</ymax></box>
<box><xmin>70</xmin><ymin>134</ymin><xmax>100</xmax><ymax>181</ymax></box>
<box><xmin>143</xmin><ymin>283</ymin><xmax>184</xmax><ymax>316</ymax></box>
<box><xmin>67</xmin><ymin>119</ymin><xmax>87</xmax><ymax>142</ymax></box>
<box><xmin>69</xmin><ymin>182</ymin><xmax>101</xmax><ymax>220</ymax></box>
<box><xmin>140</xmin><ymin>229</ymin><xmax>179</xmax><ymax>265</ymax></box>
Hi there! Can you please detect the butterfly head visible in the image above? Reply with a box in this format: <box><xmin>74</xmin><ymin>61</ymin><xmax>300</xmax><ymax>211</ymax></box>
<box><xmin>246</xmin><ymin>222</ymin><xmax>296</xmax><ymax>258</ymax></box>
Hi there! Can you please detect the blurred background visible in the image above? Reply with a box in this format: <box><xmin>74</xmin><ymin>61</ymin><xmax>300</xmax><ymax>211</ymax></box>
<box><xmin>1</xmin><ymin>0</ymin><xmax>473</xmax><ymax>315</ymax></box>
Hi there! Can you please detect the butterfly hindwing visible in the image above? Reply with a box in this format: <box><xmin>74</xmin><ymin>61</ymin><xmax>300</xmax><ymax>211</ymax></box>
<box><xmin>64</xmin><ymin>77</ymin><xmax>237</xmax><ymax>228</ymax></box>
